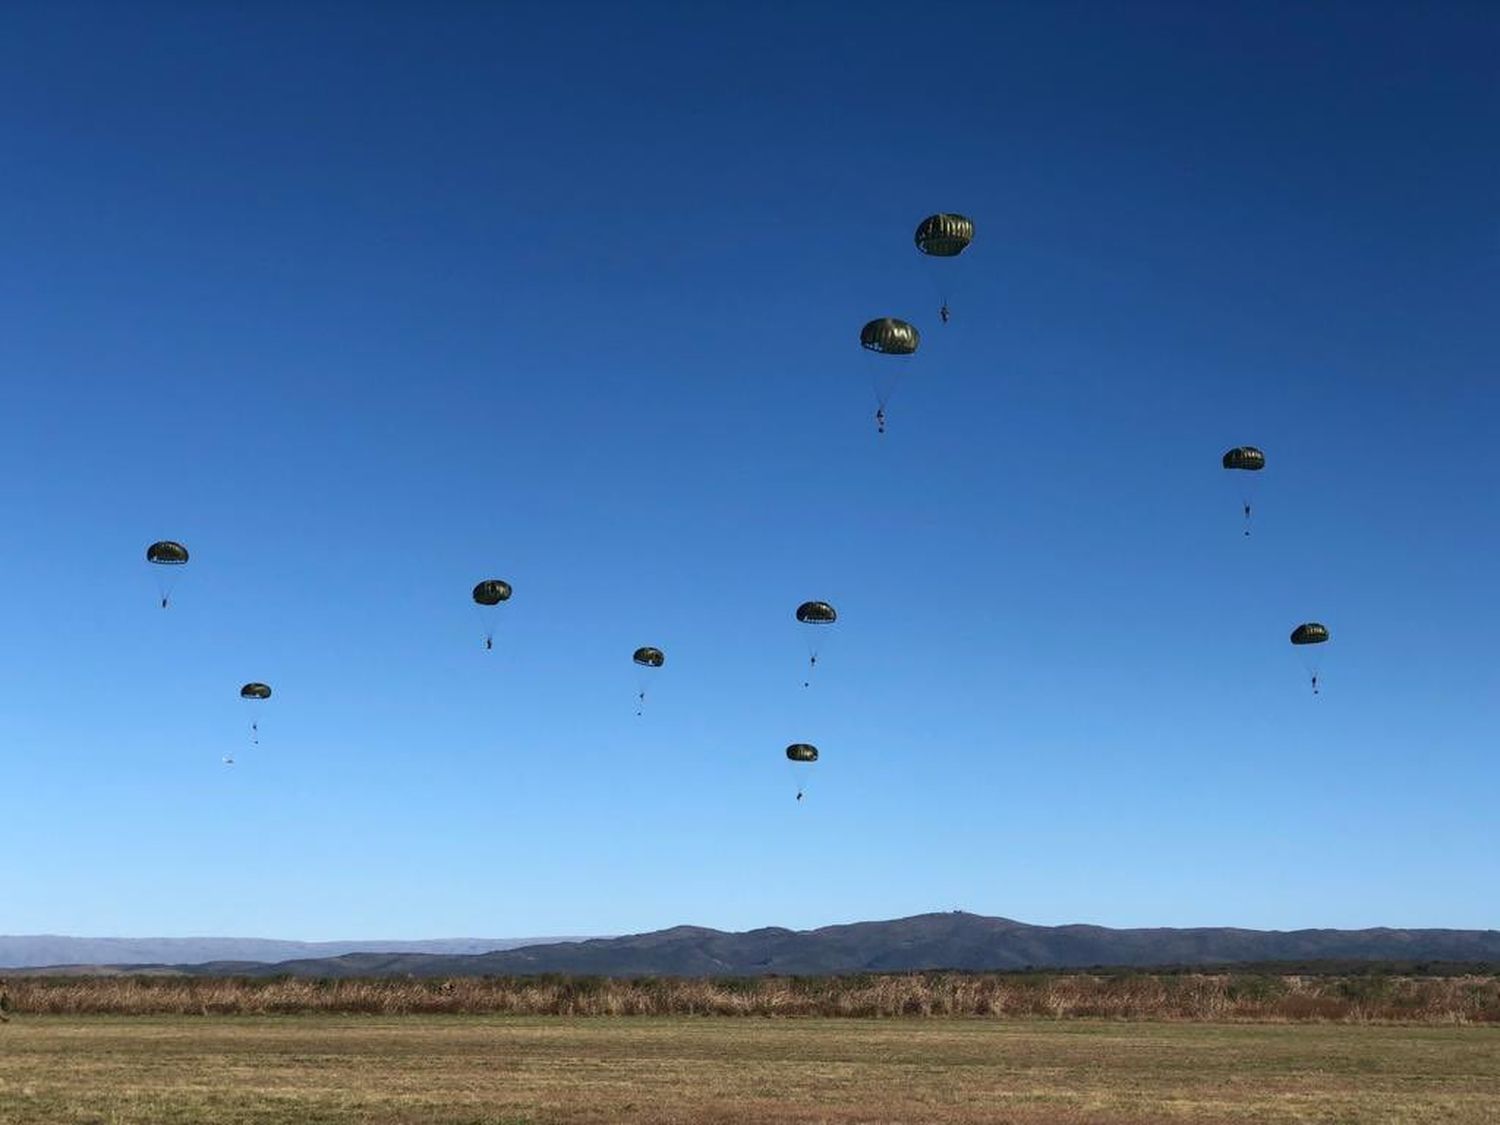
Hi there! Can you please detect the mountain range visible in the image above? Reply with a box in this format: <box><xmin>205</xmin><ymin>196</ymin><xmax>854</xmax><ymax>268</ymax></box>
<box><xmin>8</xmin><ymin>913</ymin><xmax>1498</xmax><ymax>977</ymax></box>
<box><xmin>0</xmin><ymin>936</ymin><xmax>578</xmax><ymax>970</ymax></box>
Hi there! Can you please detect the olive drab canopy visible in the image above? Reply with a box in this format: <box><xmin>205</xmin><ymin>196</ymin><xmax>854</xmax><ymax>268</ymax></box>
<box><xmin>1290</xmin><ymin>623</ymin><xmax>1329</xmax><ymax>645</ymax></box>
<box><xmin>786</xmin><ymin>743</ymin><xmax>819</xmax><ymax>763</ymax></box>
<box><xmin>472</xmin><ymin>579</ymin><xmax>512</xmax><ymax>606</ymax></box>
<box><xmin>914</xmin><ymin>213</ymin><xmax>974</xmax><ymax>257</ymax></box>
<box><xmin>240</xmin><ymin>682</ymin><xmax>272</xmax><ymax>700</ymax></box>
<box><xmin>1222</xmin><ymin>447</ymin><xmax>1266</xmax><ymax>471</ymax></box>
<box><xmin>633</xmin><ymin>647</ymin><xmax>665</xmax><ymax>668</ymax></box>
<box><xmin>146</xmin><ymin>540</ymin><xmax>189</xmax><ymax>565</ymax></box>
<box><xmin>860</xmin><ymin>318</ymin><xmax>920</xmax><ymax>355</ymax></box>
<box><xmin>795</xmin><ymin>601</ymin><xmax>837</xmax><ymax>625</ymax></box>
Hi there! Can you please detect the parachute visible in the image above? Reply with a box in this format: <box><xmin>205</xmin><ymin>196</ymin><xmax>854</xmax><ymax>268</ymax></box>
<box><xmin>860</xmin><ymin>318</ymin><xmax>920</xmax><ymax>355</ymax></box>
<box><xmin>147</xmin><ymin>541</ymin><xmax>189</xmax><ymax>564</ymax></box>
<box><xmin>860</xmin><ymin>319</ymin><xmax>919</xmax><ymax>434</ymax></box>
<box><xmin>786</xmin><ymin>743</ymin><xmax>818</xmax><ymax>802</ymax></box>
<box><xmin>146</xmin><ymin>540</ymin><xmax>189</xmax><ymax>607</ymax></box>
<box><xmin>795</xmin><ymin>601</ymin><xmax>837</xmax><ymax>625</ymax></box>
<box><xmin>795</xmin><ymin>601</ymin><xmax>837</xmax><ymax>686</ymax></box>
<box><xmin>472</xmin><ymin>579</ymin><xmax>512</xmax><ymax>650</ymax></box>
<box><xmin>914</xmin><ymin>213</ymin><xmax>974</xmax><ymax>323</ymax></box>
<box><xmin>1222</xmin><ymin>447</ymin><xmax>1266</xmax><ymax>536</ymax></box>
<box><xmin>472</xmin><ymin>580</ymin><xmax>512</xmax><ymax>606</ymax></box>
<box><xmin>1222</xmin><ymin>447</ymin><xmax>1266</xmax><ymax>472</ymax></box>
<box><xmin>240</xmin><ymin>682</ymin><xmax>271</xmax><ymax>746</ymax></box>
<box><xmin>1289</xmin><ymin>623</ymin><xmax>1330</xmax><ymax>694</ymax></box>
<box><xmin>632</xmin><ymin>646</ymin><xmax>665</xmax><ymax>715</ymax></box>
<box><xmin>914</xmin><ymin>213</ymin><xmax>974</xmax><ymax>258</ymax></box>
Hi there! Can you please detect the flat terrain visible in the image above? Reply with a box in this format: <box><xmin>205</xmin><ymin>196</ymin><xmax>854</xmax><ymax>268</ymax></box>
<box><xmin>1</xmin><ymin>1016</ymin><xmax>1496</xmax><ymax>1124</ymax></box>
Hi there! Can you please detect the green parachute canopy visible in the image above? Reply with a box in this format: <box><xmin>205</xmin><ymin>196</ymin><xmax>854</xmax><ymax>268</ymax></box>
<box><xmin>146</xmin><ymin>540</ymin><xmax>189</xmax><ymax>565</ymax></box>
<box><xmin>240</xmin><ymin>682</ymin><xmax>272</xmax><ymax>700</ymax></box>
<box><xmin>1290</xmin><ymin>623</ymin><xmax>1329</xmax><ymax>646</ymax></box>
<box><xmin>1222</xmin><ymin>447</ymin><xmax>1266</xmax><ymax>471</ymax></box>
<box><xmin>785</xmin><ymin>743</ymin><xmax>819</xmax><ymax>763</ymax></box>
<box><xmin>796</xmin><ymin>601</ymin><xmax>837</xmax><ymax>624</ymax></box>
<box><xmin>472</xmin><ymin>579</ymin><xmax>512</xmax><ymax>606</ymax></box>
<box><xmin>860</xmin><ymin>318</ymin><xmax>919</xmax><ymax>355</ymax></box>
<box><xmin>633</xmin><ymin>646</ymin><xmax>665</xmax><ymax>668</ymax></box>
<box><xmin>914</xmin><ymin>213</ymin><xmax>974</xmax><ymax>257</ymax></box>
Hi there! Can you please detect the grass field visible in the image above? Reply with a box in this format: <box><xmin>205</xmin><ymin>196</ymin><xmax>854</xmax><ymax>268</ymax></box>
<box><xmin>1</xmin><ymin>1016</ymin><xmax>1497</xmax><ymax>1124</ymax></box>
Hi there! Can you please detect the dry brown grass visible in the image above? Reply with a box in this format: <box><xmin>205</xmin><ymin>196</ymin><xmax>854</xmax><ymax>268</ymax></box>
<box><xmin>0</xmin><ymin>1014</ymin><xmax>1497</xmax><ymax>1124</ymax></box>
<box><xmin>5</xmin><ymin>971</ymin><xmax>1499</xmax><ymax>1022</ymax></box>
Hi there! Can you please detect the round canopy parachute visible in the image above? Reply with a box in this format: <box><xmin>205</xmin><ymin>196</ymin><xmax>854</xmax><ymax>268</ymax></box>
<box><xmin>795</xmin><ymin>601</ymin><xmax>837</xmax><ymax>625</ymax></box>
<box><xmin>914</xmin><ymin>213</ymin><xmax>974</xmax><ymax>257</ymax></box>
<box><xmin>240</xmin><ymin>682</ymin><xmax>272</xmax><ymax>700</ymax></box>
<box><xmin>146</xmin><ymin>541</ymin><xmax>189</xmax><ymax>565</ymax></box>
<box><xmin>1290</xmin><ymin>623</ymin><xmax>1329</xmax><ymax>645</ymax></box>
<box><xmin>633</xmin><ymin>646</ymin><xmax>665</xmax><ymax>668</ymax></box>
<box><xmin>1222</xmin><ymin>447</ymin><xmax>1266</xmax><ymax>471</ymax></box>
<box><xmin>860</xmin><ymin>318</ymin><xmax>919</xmax><ymax>355</ymax></box>
<box><xmin>785</xmin><ymin>743</ymin><xmax>819</xmax><ymax>763</ymax></box>
<box><xmin>472</xmin><ymin>579</ymin><xmax>512</xmax><ymax>606</ymax></box>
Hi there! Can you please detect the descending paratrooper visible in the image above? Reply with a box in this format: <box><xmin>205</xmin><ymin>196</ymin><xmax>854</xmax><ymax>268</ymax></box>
<box><xmin>1222</xmin><ymin>447</ymin><xmax>1266</xmax><ymax>535</ymax></box>
<box><xmin>472</xmin><ymin>579</ymin><xmax>512</xmax><ymax>650</ymax></box>
<box><xmin>146</xmin><ymin>540</ymin><xmax>189</xmax><ymax>607</ymax></box>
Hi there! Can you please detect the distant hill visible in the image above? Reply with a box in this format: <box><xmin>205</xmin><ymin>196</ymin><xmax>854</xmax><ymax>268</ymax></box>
<box><xmin>0</xmin><ymin>936</ymin><xmax>583</xmax><ymax>970</ymax></box>
<box><xmin>20</xmin><ymin>913</ymin><xmax>1497</xmax><ymax>978</ymax></box>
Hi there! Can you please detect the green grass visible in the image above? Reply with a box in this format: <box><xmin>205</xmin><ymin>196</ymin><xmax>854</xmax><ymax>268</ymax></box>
<box><xmin>1</xmin><ymin>1015</ymin><xmax>1497</xmax><ymax>1123</ymax></box>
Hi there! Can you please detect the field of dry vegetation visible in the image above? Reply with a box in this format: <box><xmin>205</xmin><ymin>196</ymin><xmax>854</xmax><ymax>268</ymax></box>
<box><xmin>2</xmin><ymin>1014</ymin><xmax>1498</xmax><ymax>1124</ymax></box>
<box><xmin>6</xmin><ymin>970</ymin><xmax>1500</xmax><ymax>1022</ymax></box>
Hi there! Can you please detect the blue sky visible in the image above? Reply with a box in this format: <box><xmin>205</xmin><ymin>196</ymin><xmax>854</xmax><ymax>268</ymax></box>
<box><xmin>1</xmin><ymin>1</ymin><xmax>1495</xmax><ymax>940</ymax></box>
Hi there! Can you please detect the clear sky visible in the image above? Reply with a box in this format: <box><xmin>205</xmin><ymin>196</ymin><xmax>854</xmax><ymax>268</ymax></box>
<box><xmin>1</xmin><ymin>1</ymin><xmax>1495</xmax><ymax>940</ymax></box>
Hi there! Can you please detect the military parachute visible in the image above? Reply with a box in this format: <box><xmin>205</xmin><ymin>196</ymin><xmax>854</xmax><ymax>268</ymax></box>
<box><xmin>1222</xmin><ymin>447</ymin><xmax>1266</xmax><ymax>535</ymax></box>
<box><xmin>795</xmin><ymin>601</ymin><xmax>837</xmax><ymax>686</ymax></box>
<box><xmin>1289</xmin><ymin>623</ymin><xmax>1330</xmax><ymax>694</ymax></box>
<box><xmin>472</xmin><ymin>579</ymin><xmax>512</xmax><ymax>650</ymax></box>
<box><xmin>913</xmin><ymin>213</ymin><xmax>974</xmax><ymax>323</ymax></box>
<box><xmin>632</xmin><ymin>646</ymin><xmax>665</xmax><ymax>715</ymax></box>
<box><xmin>146</xmin><ymin>540</ymin><xmax>189</xmax><ymax>607</ymax></box>
<box><xmin>240</xmin><ymin>682</ymin><xmax>271</xmax><ymax>746</ymax></box>
<box><xmin>786</xmin><ymin>743</ymin><xmax>818</xmax><ymax>802</ymax></box>
<box><xmin>860</xmin><ymin>318</ymin><xmax>919</xmax><ymax>434</ymax></box>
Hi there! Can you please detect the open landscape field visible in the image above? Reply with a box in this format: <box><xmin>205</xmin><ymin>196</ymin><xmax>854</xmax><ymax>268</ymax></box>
<box><xmin>1</xmin><ymin>1015</ymin><xmax>1497</xmax><ymax>1124</ymax></box>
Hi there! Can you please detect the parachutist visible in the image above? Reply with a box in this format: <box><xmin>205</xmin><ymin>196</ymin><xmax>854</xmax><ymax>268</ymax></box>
<box><xmin>485</xmin><ymin>636</ymin><xmax>492</xmax><ymax>651</ymax></box>
<box><xmin>875</xmin><ymin>407</ymin><xmax>885</xmax><ymax>435</ymax></box>
<box><xmin>939</xmin><ymin>304</ymin><xmax>950</xmax><ymax>324</ymax></box>
<box><xmin>160</xmin><ymin>596</ymin><xmax>169</xmax><ymax>609</ymax></box>
<box><xmin>1311</xmin><ymin>674</ymin><xmax>1319</xmax><ymax>695</ymax></box>
<box><xmin>796</xmin><ymin>791</ymin><xmax>803</xmax><ymax>802</ymax></box>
